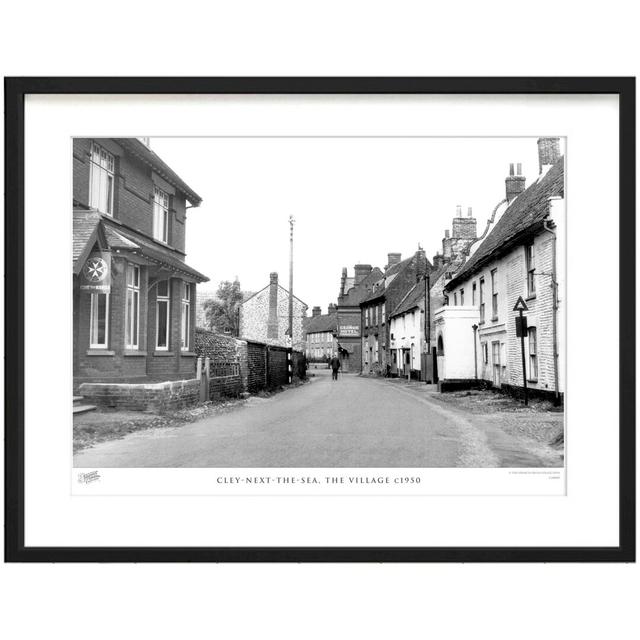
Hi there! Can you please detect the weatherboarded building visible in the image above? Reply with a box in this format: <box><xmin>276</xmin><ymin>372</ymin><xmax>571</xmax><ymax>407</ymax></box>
<box><xmin>438</xmin><ymin>138</ymin><xmax>565</xmax><ymax>403</ymax></box>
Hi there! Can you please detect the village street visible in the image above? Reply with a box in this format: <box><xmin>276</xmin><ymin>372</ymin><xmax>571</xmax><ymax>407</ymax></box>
<box><xmin>74</xmin><ymin>370</ymin><xmax>562</xmax><ymax>468</ymax></box>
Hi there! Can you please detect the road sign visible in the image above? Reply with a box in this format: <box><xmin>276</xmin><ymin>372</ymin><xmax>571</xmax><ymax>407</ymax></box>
<box><xmin>515</xmin><ymin>315</ymin><xmax>528</xmax><ymax>338</ymax></box>
<box><xmin>513</xmin><ymin>296</ymin><xmax>529</xmax><ymax>312</ymax></box>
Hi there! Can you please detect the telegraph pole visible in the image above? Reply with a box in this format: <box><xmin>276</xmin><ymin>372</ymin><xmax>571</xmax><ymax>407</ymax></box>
<box><xmin>288</xmin><ymin>215</ymin><xmax>295</xmax><ymax>383</ymax></box>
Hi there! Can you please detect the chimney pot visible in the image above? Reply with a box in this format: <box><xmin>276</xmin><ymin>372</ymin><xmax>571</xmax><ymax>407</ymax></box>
<box><xmin>467</xmin><ymin>206</ymin><xmax>473</xmax><ymax>217</ymax></box>
<box><xmin>269</xmin><ymin>272</ymin><xmax>278</xmax><ymax>284</ymax></box>
<box><xmin>517</xmin><ymin>162</ymin><xmax>522</xmax><ymax>175</ymax></box>
<box><xmin>509</xmin><ymin>163</ymin><xmax>514</xmax><ymax>176</ymax></box>
<box><xmin>456</xmin><ymin>205</ymin><xmax>462</xmax><ymax>217</ymax></box>
<box><xmin>444</xmin><ymin>229</ymin><xmax>450</xmax><ymax>238</ymax></box>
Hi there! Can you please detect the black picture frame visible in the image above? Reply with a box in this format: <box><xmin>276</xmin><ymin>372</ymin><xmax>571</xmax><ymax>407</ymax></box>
<box><xmin>4</xmin><ymin>77</ymin><xmax>635</xmax><ymax>563</ymax></box>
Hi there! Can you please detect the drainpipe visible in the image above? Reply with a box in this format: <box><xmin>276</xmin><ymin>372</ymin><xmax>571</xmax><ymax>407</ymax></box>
<box><xmin>543</xmin><ymin>220</ymin><xmax>560</xmax><ymax>405</ymax></box>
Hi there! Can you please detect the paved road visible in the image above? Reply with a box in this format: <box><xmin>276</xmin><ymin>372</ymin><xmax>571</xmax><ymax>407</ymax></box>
<box><xmin>73</xmin><ymin>370</ymin><xmax>555</xmax><ymax>468</ymax></box>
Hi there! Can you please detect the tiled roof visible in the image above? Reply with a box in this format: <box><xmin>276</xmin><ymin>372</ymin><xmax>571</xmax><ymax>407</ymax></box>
<box><xmin>114</xmin><ymin>138</ymin><xmax>203</xmax><ymax>206</ymax></box>
<box><xmin>304</xmin><ymin>313</ymin><xmax>338</xmax><ymax>335</ymax></box>
<box><xmin>446</xmin><ymin>158</ymin><xmax>564</xmax><ymax>290</ymax></box>
<box><xmin>339</xmin><ymin>267</ymin><xmax>384</xmax><ymax>306</ymax></box>
<box><xmin>72</xmin><ymin>209</ymin><xmax>101</xmax><ymax>265</ymax></box>
<box><xmin>390</xmin><ymin>281</ymin><xmax>424</xmax><ymax>317</ymax></box>
<box><xmin>103</xmin><ymin>220</ymin><xmax>209</xmax><ymax>282</ymax></box>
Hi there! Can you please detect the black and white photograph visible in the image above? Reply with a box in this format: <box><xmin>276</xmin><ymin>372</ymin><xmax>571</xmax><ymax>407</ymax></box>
<box><xmin>72</xmin><ymin>135</ymin><xmax>566</xmax><ymax>472</ymax></box>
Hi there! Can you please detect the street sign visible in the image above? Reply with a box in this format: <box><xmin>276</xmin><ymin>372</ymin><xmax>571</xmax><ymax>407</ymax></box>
<box><xmin>513</xmin><ymin>296</ymin><xmax>529</xmax><ymax>312</ymax></box>
<box><xmin>515</xmin><ymin>315</ymin><xmax>528</xmax><ymax>338</ymax></box>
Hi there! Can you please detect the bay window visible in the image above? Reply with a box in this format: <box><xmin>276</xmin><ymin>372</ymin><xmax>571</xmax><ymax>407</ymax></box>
<box><xmin>125</xmin><ymin>264</ymin><xmax>140</xmax><ymax>349</ymax></box>
<box><xmin>89</xmin><ymin>292</ymin><xmax>109</xmax><ymax>348</ymax></box>
<box><xmin>181</xmin><ymin>282</ymin><xmax>191</xmax><ymax>351</ymax></box>
<box><xmin>156</xmin><ymin>279</ymin><xmax>170</xmax><ymax>350</ymax></box>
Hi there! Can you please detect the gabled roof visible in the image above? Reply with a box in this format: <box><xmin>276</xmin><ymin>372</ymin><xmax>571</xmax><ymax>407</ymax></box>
<box><xmin>390</xmin><ymin>281</ymin><xmax>424</xmax><ymax>317</ymax></box>
<box><xmin>361</xmin><ymin>254</ymin><xmax>432</xmax><ymax>305</ymax></box>
<box><xmin>304</xmin><ymin>313</ymin><xmax>338</xmax><ymax>335</ymax></box>
<box><xmin>73</xmin><ymin>209</ymin><xmax>209</xmax><ymax>282</ymax></box>
<box><xmin>446</xmin><ymin>157</ymin><xmax>564</xmax><ymax>291</ymax></box>
<box><xmin>241</xmin><ymin>282</ymin><xmax>307</xmax><ymax>308</ymax></box>
<box><xmin>339</xmin><ymin>267</ymin><xmax>384</xmax><ymax>306</ymax></box>
<box><xmin>114</xmin><ymin>138</ymin><xmax>203</xmax><ymax>206</ymax></box>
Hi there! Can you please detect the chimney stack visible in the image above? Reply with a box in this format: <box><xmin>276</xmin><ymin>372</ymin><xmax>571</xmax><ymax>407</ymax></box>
<box><xmin>312</xmin><ymin>306</ymin><xmax>322</xmax><ymax>317</ymax></box>
<box><xmin>415</xmin><ymin>247</ymin><xmax>428</xmax><ymax>282</ymax></box>
<box><xmin>386</xmin><ymin>252</ymin><xmax>402</xmax><ymax>269</ymax></box>
<box><xmin>432</xmin><ymin>253</ymin><xmax>445</xmax><ymax>269</ymax></box>
<box><xmin>537</xmin><ymin>137</ymin><xmax>561</xmax><ymax>174</ymax></box>
<box><xmin>267</xmin><ymin>272</ymin><xmax>279</xmax><ymax>339</ymax></box>
<box><xmin>505</xmin><ymin>162</ymin><xmax>526</xmax><ymax>201</ymax></box>
<box><xmin>354</xmin><ymin>264</ymin><xmax>372</xmax><ymax>285</ymax></box>
<box><xmin>328</xmin><ymin>303</ymin><xmax>337</xmax><ymax>314</ymax></box>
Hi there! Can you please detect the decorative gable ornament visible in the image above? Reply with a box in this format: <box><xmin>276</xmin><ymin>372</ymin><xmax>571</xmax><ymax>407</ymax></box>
<box><xmin>80</xmin><ymin>251</ymin><xmax>111</xmax><ymax>292</ymax></box>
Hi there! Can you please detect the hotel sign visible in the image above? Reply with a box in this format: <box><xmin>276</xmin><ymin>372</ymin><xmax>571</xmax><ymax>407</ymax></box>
<box><xmin>80</xmin><ymin>252</ymin><xmax>111</xmax><ymax>292</ymax></box>
<box><xmin>339</xmin><ymin>324</ymin><xmax>360</xmax><ymax>337</ymax></box>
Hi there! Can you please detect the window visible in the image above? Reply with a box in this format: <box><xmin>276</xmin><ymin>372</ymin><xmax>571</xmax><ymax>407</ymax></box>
<box><xmin>526</xmin><ymin>243</ymin><xmax>536</xmax><ymax>297</ymax></box>
<box><xmin>89</xmin><ymin>142</ymin><xmax>115</xmax><ymax>215</ymax></box>
<box><xmin>453</xmin><ymin>292</ymin><xmax>458</xmax><ymax>306</ymax></box>
<box><xmin>472</xmin><ymin>282</ymin><xmax>477</xmax><ymax>306</ymax></box>
<box><xmin>89</xmin><ymin>293</ymin><xmax>109</xmax><ymax>348</ymax></box>
<box><xmin>153</xmin><ymin>186</ymin><xmax>169</xmax><ymax>243</ymax></box>
<box><xmin>181</xmin><ymin>282</ymin><xmax>191</xmax><ymax>351</ymax></box>
<box><xmin>125</xmin><ymin>265</ymin><xmax>140</xmax><ymax>349</ymax></box>
<box><xmin>479</xmin><ymin>278</ymin><xmax>485</xmax><ymax>322</ymax></box>
<box><xmin>460</xmin><ymin>289</ymin><xmax>464</xmax><ymax>305</ymax></box>
<box><xmin>156</xmin><ymin>280</ymin><xmax>170</xmax><ymax>350</ymax></box>
<box><xmin>528</xmin><ymin>327</ymin><xmax>538</xmax><ymax>380</ymax></box>
<box><xmin>482</xmin><ymin>342</ymin><xmax>488</xmax><ymax>364</ymax></box>
<box><xmin>491</xmin><ymin>269</ymin><xmax>498</xmax><ymax>320</ymax></box>
<box><xmin>381</xmin><ymin>302</ymin><xmax>386</xmax><ymax>324</ymax></box>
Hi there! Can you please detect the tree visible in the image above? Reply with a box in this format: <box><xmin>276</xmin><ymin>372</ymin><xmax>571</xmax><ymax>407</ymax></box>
<box><xmin>203</xmin><ymin>279</ymin><xmax>243</xmax><ymax>335</ymax></box>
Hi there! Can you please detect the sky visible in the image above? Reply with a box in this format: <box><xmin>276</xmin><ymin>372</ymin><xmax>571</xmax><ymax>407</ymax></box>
<box><xmin>150</xmin><ymin>136</ymin><xmax>564</xmax><ymax>312</ymax></box>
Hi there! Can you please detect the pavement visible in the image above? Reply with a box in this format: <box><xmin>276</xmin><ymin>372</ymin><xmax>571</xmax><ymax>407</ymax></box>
<box><xmin>73</xmin><ymin>369</ymin><xmax>563</xmax><ymax>468</ymax></box>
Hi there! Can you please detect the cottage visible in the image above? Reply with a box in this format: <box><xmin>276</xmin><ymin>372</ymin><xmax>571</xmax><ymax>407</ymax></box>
<box><xmin>360</xmin><ymin>250</ymin><xmax>430</xmax><ymax>375</ymax></box>
<box><xmin>73</xmin><ymin>138</ymin><xmax>208</xmax><ymax>388</ymax></box>
<box><xmin>304</xmin><ymin>305</ymin><xmax>338</xmax><ymax>362</ymax></box>
<box><xmin>239</xmin><ymin>272</ymin><xmax>308</xmax><ymax>351</ymax></box>
<box><xmin>437</xmin><ymin>138</ymin><xmax>565</xmax><ymax>403</ymax></box>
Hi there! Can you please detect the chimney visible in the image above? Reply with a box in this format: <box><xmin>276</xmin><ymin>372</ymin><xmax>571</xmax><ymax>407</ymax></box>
<box><xmin>455</xmin><ymin>205</ymin><xmax>463</xmax><ymax>217</ymax></box>
<box><xmin>354</xmin><ymin>264</ymin><xmax>372</xmax><ymax>286</ymax></box>
<box><xmin>537</xmin><ymin>137</ymin><xmax>561</xmax><ymax>174</ymax></box>
<box><xmin>467</xmin><ymin>207</ymin><xmax>473</xmax><ymax>217</ymax></box>
<box><xmin>328</xmin><ymin>303</ymin><xmax>337</xmax><ymax>314</ymax></box>
<box><xmin>444</xmin><ymin>229</ymin><xmax>450</xmax><ymax>238</ymax></box>
<box><xmin>505</xmin><ymin>162</ymin><xmax>526</xmax><ymax>201</ymax></box>
<box><xmin>312</xmin><ymin>306</ymin><xmax>322</xmax><ymax>317</ymax></box>
<box><xmin>432</xmin><ymin>253</ymin><xmax>445</xmax><ymax>269</ymax></box>
<box><xmin>415</xmin><ymin>247</ymin><xmax>428</xmax><ymax>282</ymax></box>
<box><xmin>267</xmin><ymin>272</ymin><xmax>279</xmax><ymax>339</ymax></box>
<box><xmin>387</xmin><ymin>252</ymin><xmax>402</xmax><ymax>269</ymax></box>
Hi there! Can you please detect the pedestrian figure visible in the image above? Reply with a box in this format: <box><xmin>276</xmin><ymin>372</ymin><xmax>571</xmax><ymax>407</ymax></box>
<box><xmin>330</xmin><ymin>353</ymin><xmax>341</xmax><ymax>381</ymax></box>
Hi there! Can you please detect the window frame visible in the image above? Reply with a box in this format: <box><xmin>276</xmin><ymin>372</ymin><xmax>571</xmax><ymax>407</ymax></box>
<box><xmin>153</xmin><ymin>186</ymin><xmax>170</xmax><ymax>244</ymax></box>
<box><xmin>89</xmin><ymin>142</ymin><xmax>115</xmax><ymax>216</ymax></box>
<box><xmin>89</xmin><ymin>292</ymin><xmax>110</xmax><ymax>349</ymax></box>
<box><xmin>479</xmin><ymin>278</ymin><xmax>485</xmax><ymax>323</ymax></box>
<box><xmin>491</xmin><ymin>268</ymin><xmax>498</xmax><ymax>320</ymax></box>
<box><xmin>528</xmin><ymin>326</ymin><xmax>538</xmax><ymax>381</ymax></box>
<box><xmin>526</xmin><ymin>242</ymin><xmax>536</xmax><ymax>298</ymax></box>
<box><xmin>155</xmin><ymin>279</ymin><xmax>170</xmax><ymax>351</ymax></box>
<box><xmin>181</xmin><ymin>281</ymin><xmax>191</xmax><ymax>351</ymax></box>
<box><xmin>125</xmin><ymin>264</ymin><xmax>140</xmax><ymax>350</ymax></box>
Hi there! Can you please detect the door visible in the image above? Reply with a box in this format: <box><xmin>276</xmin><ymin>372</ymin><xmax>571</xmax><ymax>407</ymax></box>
<box><xmin>492</xmin><ymin>341</ymin><xmax>501</xmax><ymax>387</ymax></box>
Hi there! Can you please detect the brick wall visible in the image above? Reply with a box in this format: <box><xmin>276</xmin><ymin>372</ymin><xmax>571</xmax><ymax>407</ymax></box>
<box><xmin>79</xmin><ymin>379</ymin><xmax>200</xmax><ymax>413</ymax></box>
<box><xmin>246</xmin><ymin>341</ymin><xmax>267</xmax><ymax>392</ymax></box>
<box><xmin>72</xmin><ymin>138</ymin><xmax>188</xmax><ymax>254</ymax></box>
<box><xmin>267</xmin><ymin>346</ymin><xmax>289</xmax><ymax>388</ymax></box>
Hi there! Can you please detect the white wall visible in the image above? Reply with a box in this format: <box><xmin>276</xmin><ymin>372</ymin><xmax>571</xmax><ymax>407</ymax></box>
<box><xmin>434</xmin><ymin>306</ymin><xmax>480</xmax><ymax>380</ymax></box>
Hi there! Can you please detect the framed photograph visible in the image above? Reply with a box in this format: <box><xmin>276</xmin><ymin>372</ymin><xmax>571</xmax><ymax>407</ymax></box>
<box><xmin>4</xmin><ymin>77</ymin><xmax>635</xmax><ymax>562</ymax></box>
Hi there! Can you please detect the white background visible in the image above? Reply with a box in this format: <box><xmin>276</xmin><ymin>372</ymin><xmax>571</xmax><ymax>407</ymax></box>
<box><xmin>1</xmin><ymin>2</ymin><xmax>638</xmax><ymax>639</ymax></box>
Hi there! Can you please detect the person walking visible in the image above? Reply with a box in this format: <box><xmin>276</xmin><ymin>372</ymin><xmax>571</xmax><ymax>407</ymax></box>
<box><xmin>330</xmin><ymin>353</ymin><xmax>341</xmax><ymax>381</ymax></box>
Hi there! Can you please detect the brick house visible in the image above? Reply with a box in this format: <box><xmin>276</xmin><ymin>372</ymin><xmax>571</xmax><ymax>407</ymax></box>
<box><xmin>73</xmin><ymin>138</ymin><xmax>208</xmax><ymax>387</ymax></box>
<box><xmin>304</xmin><ymin>305</ymin><xmax>338</xmax><ymax>361</ymax></box>
<box><xmin>335</xmin><ymin>265</ymin><xmax>384</xmax><ymax>373</ymax></box>
<box><xmin>438</xmin><ymin>138</ymin><xmax>565</xmax><ymax>403</ymax></box>
<box><xmin>239</xmin><ymin>272</ymin><xmax>308</xmax><ymax>351</ymax></box>
<box><xmin>360</xmin><ymin>249</ymin><xmax>430</xmax><ymax>375</ymax></box>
